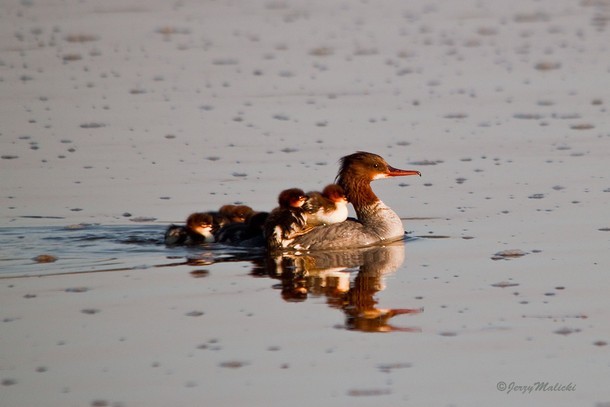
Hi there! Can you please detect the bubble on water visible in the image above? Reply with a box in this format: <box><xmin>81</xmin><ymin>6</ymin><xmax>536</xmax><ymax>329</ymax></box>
<box><xmin>32</xmin><ymin>254</ymin><xmax>57</xmax><ymax>263</ymax></box>
<box><xmin>570</xmin><ymin>123</ymin><xmax>595</xmax><ymax>130</ymax></box>
<box><xmin>65</xmin><ymin>287</ymin><xmax>90</xmax><ymax>293</ymax></box>
<box><xmin>409</xmin><ymin>159</ymin><xmax>443</xmax><ymax>165</ymax></box>
<box><xmin>212</xmin><ymin>58</ymin><xmax>239</xmax><ymax>66</ymax></box>
<box><xmin>65</xmin><ymin>34</ymin><xmax>98</xmax><ymax>43</ymax></box>
<box><xmin>219</xmin><ymin>360</ymin><xmax>248</xmax><ymax>368</ymax></box>
<box><xmin>377</xmin><ymin>362</ymin><xmax>412</xmax><ymax>373</ymax></box>
<box><xmin>491</xmin><ymin>281</ymin><xmax>519</xmax><ymax>288</ymax></box>
<box><xmin>491</xmin><ymin>249</ymin><xmax>528</xmax><ymax>260</ymax></box>
<box><xmin>535</xmin><ymin>61</ymin><xmax>561</xmax><ymax>70</ymax></box>
<box><xmin>554</xmin><ymin>327</ymin><xmax>580</xmax><ymax>336</ymax></box>
<box><xmin>309</xmin><ymin>46</ymin><xmax>334</xmax><ymax>56</ymax></box>
<box><xmin>514</xmin><ymin>12</ymin><xmax>549</xmax><ymax>23</ymax></box>
<box><xmin>347</xmin><ymin>388</ymin><xmax>391</xmax><ymax>397</ymax></box>
<box><xmin>553</xmin><ymin>113</ymin><xmax>581</xmax><ymax>119</ymax></box>
<box><xmin>444</xmin><ymin>113</ymin><xmax>468</xmax><ymax>119</ymax></box>
<box><xmin>80</xmin><ymin>123</ymin><xmax>105</xmax><ymax>129</ymax></box>
<box><xmin>129</xmin><ymin>217</ymin><xmax>157</xmax><ymax>222</ymax></box>
<box><xmin>277</xmin><ymin>70</ymin><xmax>294</xmax><ymax>78</ymax></box>
<box><xmin>513</xmin><ymin>113</ymin><xmax>544</xmax><ymax>120</ymax></box>
<box><xmin>62</xmin><ymin>53</ymin><xmax>82</xmax><ymax>62</ymax></box>
<box><xmin>185</xmin><ymin>311</ymin><xmax>204</xmax><ymax>317</ymax></box>
<box><xmin>2</xmin><ymin>378</ymin><xmax>17</xmax><ymax>386</ymax></box>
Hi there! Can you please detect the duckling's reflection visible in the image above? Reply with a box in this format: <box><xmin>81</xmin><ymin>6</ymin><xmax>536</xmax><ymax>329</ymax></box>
<box><xmin>267</xmin><ymin>241</ymin><xmax>422</xmax><ymax>333</ymax></box>
<box><xmin>180</xmin><ymin>240</ymin><xmax>421</xmax><ymax>332</ymax></box>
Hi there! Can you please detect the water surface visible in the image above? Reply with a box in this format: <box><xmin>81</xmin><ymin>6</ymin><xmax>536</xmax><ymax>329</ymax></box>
<box><xmin>0</xmin><ymin>224</ymin><xmax>422</xmax><ymax>332</ymax></box>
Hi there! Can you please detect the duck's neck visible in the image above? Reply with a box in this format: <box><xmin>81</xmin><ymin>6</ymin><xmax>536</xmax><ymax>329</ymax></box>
<box><xmin>338</xmin><ymin>175</ymin><xmax>404</xmax><ymax>239</ymax></box>
<box><xmin>338</xmin><ymin>175</ymin><xmax>378</xmax><ymax>218</ymax></box>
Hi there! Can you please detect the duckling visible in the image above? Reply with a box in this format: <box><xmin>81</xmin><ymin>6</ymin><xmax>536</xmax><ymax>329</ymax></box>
<box><xmin>264</xmin><ymin>188</ymin><xmax>309</xmax><ymax>250</ymax></box>
<box><xmin>164</xmin><ymin>212</ymin><xmax>215</xmax><ymax>246</ymax></box>
<box><xmin>216</xmin><ymin>211</ymin><xmax>269</xmax><ymax>247</ymax></box>
<box><xmin>218</xmin><ymin>204</ymin><xmax>254</xmax><ymax>224</ymax></box>
<box><xmin>302</xmin><ymin>184</ymin><xmax>348</xmax><ymax>226</ymax></box>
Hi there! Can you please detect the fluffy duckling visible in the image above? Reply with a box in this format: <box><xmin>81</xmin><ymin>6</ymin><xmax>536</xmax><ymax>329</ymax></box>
<box><xmin>164</xmin><ymin>212</ymin><xmax>215</xmax><ymax>245</ymax></box>
<box><xmin>215</xmin><ymin>211</ymin><xmax>269</xmax><ymax>246</ymax></box>
<box><xmin>302</xmin><ymin>184</ymin><xmax>348</xmax><ymax>226</ymax></box>
<box><xmin>218</xmin><ymin>204</ymin><xmax>255</xmax><ymax>224</ymax></box>
<box><xmin>264</xmin><ymin>188</ymin><xmax>309</xmax><ymax>250</ymax></box>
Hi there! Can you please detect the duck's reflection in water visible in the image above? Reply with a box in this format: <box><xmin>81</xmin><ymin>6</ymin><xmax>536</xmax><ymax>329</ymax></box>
<box><xmin>266</xmin><ymin>241</ymin><xmax>422</xmax><ymax>333</ymax></box>
<box><xmin>182</xmin><ymin>240</ymin><xmax>421</xmax><ymax>332</ymax></box>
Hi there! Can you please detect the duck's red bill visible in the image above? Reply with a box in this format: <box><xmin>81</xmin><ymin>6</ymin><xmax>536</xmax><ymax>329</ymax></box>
<box><xmin>387</xmin><ymin>166</ymin><xmax>421</xmax><ymax>177</ymax></box>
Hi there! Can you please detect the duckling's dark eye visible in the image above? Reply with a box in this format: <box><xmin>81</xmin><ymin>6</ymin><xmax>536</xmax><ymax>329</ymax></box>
<box><xmin>372</xmin><ymin>163</ymin><xmax>379</xmax><ymax>169</ymax></box>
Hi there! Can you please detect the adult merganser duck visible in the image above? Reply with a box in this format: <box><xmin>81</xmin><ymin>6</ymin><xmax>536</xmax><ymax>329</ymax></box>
<box><xmin>303</xmin><ymin>184</ymin><xmax>348</xmax><ymax>226</ymax></box>
<box><xmin>284</xmin><ymin>152</ymin><xmax>421</xmax><ymax>251</ymax></box>
<box><xmin>264</xmin><ymin>188</ymin><xmax>309</xmax><ymax>250</ymax></box>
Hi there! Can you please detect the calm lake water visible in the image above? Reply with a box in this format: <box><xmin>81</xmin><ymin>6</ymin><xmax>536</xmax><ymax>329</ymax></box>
<box><xmin>0</xmin><ymin>224</ymin><xmax>423</xmax><ymax>333</ymax></box>
<box><xmin>1</xmin><ymin>222</ymin><xmax>608</xmax><ymax>406</ymax></box>
<box><xmin>1</xmin><ymin>225</ymin><xmax>170</xmax><ymax>278</ymax></box>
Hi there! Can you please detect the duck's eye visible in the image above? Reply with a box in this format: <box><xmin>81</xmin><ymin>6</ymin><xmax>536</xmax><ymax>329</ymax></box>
<box><xmin>372</xmin><ymin>163</ymin><xmax>379</xmax><ymax>169</ymax></box>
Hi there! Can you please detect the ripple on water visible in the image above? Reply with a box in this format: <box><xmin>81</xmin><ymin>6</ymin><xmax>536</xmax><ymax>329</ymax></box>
<box><xmin>0</xmin><ymin>225</ymin><xmax>167</xmax><ymax>278</ymax></box>
<box><xmin>0</xmin><ymin>225</ymin><xmax>268</xmax><ymax>278</ymax></box>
